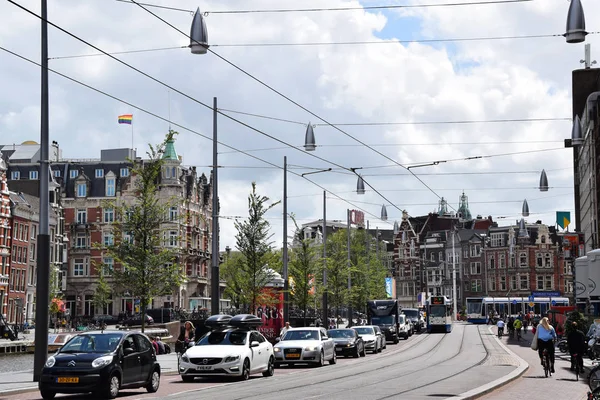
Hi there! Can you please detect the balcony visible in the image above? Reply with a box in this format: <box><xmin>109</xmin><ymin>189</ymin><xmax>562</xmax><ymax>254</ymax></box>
<box><xmin>71</xmin><ymin>223</ymin><xmax>90</xmax><ymax>231</ymax></box>
<box><xmin>70</xmin><ymin>247</ymin><xmax>90</xmax><ymax>254</ymax></box>
<box><xmin>188</xmin><ymin>274</ymin><xmax>208</xmax><ymax>284</ymax></box>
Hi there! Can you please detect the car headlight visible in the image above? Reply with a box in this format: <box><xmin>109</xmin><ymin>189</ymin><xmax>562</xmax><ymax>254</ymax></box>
<box><xmin>92</xmin><ymin>355</ymin><xmax>113</xmax><ymax>368</ymax></box>
<box><xmin>305</xmin><ymin>346</ymin><xmax>318</xmax><ymax>351</ymax></box>
<box><xmin>181</xmin><ymin>353</ymin><xmax>190</xmax><ymax>363</ymax></box>
<box><xmin>274</xmin><ymin>347</ymin><xmax>281</xmax><ymax>352</ymax></box>
<box><xmin>224</xmin><ymin>355</ymin><xmax>240</xmax><ymax>363</ymax></box>
<box><xmin>45</xmin><ymin>356</ymin><xmax>56</xmax><ymax>368</ymax></box>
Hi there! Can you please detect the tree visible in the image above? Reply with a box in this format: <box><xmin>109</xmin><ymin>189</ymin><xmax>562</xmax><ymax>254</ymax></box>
<box><xmin>325</xmin><ymin>229</ymin><xmax>351</xmax><ymax>323</ymax></box>
<box><xmin>93</xmin><ymin>274</ymin><xmax>112</xmax><ymax>321</ymax></box>
<box><xmin>289</xmin><ymin>216</ymin><xmax>317</xmax><ymax>327</ymax></box>
<box><xmin>234</xmin><ymin>182</ymin><xmax>280</xmax><ymax>313</ymax></box>
<box><xmin>220</xmin><ymin>251</ymin><xmax>247</xmax><ymax>311</ymax></box>
<box><xmin>104</xmin><ymin>131</ymin><xmax>185</xmax><ymax>332</ymax></box>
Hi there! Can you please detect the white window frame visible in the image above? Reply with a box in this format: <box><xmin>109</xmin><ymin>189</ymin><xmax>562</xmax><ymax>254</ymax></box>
<box><xmin>73</xmin><ymin>259</ymin><xmax>86</xmax><ymax>276</ymax></box>
<box><xmin>10</xmin><ymin>171</ymin><xmax>20</xmax><ymax>180</ymax></box>
<box><xmin>76</xmin><ymin>182</ymin><xmax>87</xmax><ymax>198</ymax></box>
<box><xmin>70</xmin><ymin>170</ymin><xmax>78</xmax><ymax>179</ymax></box>
<box><xmin>95</xmin><ymin>169</ymin><xmax>104</xmax><ymax>178</ymax></box>
<box><xmin>76</xmin><ymin>209</ymin><xmax>87</xmax><ymax>224</ymax></box>
<box><xmin>103</xmin><ymin>233</ymin><xmax>114</xmax><ymax>247</ymax></box>
<box><xmin>106</xmin><ymin>178</ymin><xmax>116</xmax><ymax>197</ymax></box>
<box><xmin>470</xmin><ymin>262</ymin><xmax>481</xmax><ymax>275</ymax></box>
<box><xmin>120</xmin><ymin>168</ymin><xmax>129</xmax><ymax>177</ymax></box>
<box><xmin>102</xmin><ymin>257</ymin><xmax>114</xmax><ymax>276</ymax></box>
<box><xmin>29</xmin><ymin>170</ymin><xmax>38</xmax><ymax>180</ymax></box>
<box><xmin>104</xmin><ymin>208</ymin><xmax>114</xmax><ymax>223</ymax></box>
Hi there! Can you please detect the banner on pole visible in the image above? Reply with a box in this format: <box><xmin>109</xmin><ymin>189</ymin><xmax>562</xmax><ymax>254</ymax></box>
<box><xmin>557</xmin><ymin>211</ymin><xmax>571</xmax><ymax>229</ymax></box>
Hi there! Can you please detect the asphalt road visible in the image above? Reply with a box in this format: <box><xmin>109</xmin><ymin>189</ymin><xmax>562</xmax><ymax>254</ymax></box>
<box><xmin>8</xmin><ymin>324</ymin><xmax>514</xmax><ymax>400</ymax></box>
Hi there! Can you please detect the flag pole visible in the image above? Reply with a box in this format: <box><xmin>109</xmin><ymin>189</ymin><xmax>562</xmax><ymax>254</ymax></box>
<box><xmin>131</xmin><ymin>118</ymin><xmax>134</xmax><ymax>150</ymax></box>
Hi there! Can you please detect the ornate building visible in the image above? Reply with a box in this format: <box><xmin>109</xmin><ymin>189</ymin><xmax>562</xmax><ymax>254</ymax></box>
<box><xmin>0</xmin><ymin>158</ymin><xmax>11</xmax><ymax>318</ymax></box>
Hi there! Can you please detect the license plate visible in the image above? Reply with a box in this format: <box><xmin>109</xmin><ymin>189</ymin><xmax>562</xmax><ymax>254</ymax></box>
<box><xmin>196</xmin><ymin>365</ymin><xmax>212</xmax><ymax>371</ymax></box>
<box><xmin>57</xmin><ymin>377</ymin><xmax>79</xmax><ymax>383</ymax></box>
<box><xmin>286</xmin><ymin>353</ymin><xmax>300</xmax><ymax>359</ymax></box>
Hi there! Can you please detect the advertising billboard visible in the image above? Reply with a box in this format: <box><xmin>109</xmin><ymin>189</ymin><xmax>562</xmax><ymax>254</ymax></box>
<box><xmin>385</xmin><ymin>277</ymin><xmax>396</xmax><ymax>298</ymax></box>
<box><xmin>255</xmin><ymin>287</ymin><xmax>284</xmax><ymax>343</ymax></box>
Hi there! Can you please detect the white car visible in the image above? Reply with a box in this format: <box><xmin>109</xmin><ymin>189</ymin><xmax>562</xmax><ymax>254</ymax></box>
<box><xmin>352</xmin><ymin>325</ymin><xmax>384</xmax><ymax>353</ymax></box>
<box><xmin>397</xmin><ymin>314</ymin><xmax>411</xmax><ymax>340</ymax></box>
<box><xmin>273</xmin><ymin>327</ymin><xmax>336</xmax><ymax>367</ymax></box>
<box><xmin>179</xmin><ymin>314</ymin><xmax>274</xmax><ymax>382</ymax></box>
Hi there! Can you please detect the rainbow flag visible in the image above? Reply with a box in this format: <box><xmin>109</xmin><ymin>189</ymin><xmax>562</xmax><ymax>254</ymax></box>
<box><xmin>118</xmin><ymin>114</ymin><xmax>133</xmax><ymax>124</ymax></box>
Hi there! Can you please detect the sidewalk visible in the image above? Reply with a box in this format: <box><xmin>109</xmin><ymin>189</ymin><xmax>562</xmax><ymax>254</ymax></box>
<box><xmin>478</xmin><ymin>327</ymin><xmax>589</xmax><ymax>400</ymax></box>
<box><xmin>0</xmin><ymin>353</ymin><xmax>180</xmax><ymax>396</ymax></box>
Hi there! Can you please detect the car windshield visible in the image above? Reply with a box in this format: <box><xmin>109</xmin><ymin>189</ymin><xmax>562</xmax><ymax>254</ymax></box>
<box><xmin>353</xmin><ymin>327</ymin><xmax>374</xmax><ymax>335</ymax></box>
<box><xmin>60</xmin><ymin>334</ymin><xmax>122</xmax><ymax>354</ymax></box>
<box><xmin>429</xmin><ymin>305</ymin><xmax>447</xmax><ymax>318</ymax></box>
<box><xmin>283</xmin><ymin>330</ymin><xmax>319</xmax><ymax>341</ymax></box>
<box><xmin>398</xmin><ymin>315</ymin><xmax>406</xmax><ymax>324</ymax></box>
<box><xmin>403</xmin><ymin>309</ymin><xmax>419</xmax><ymax>318</ymax></box>
<box><xmin>328</xmin><ymin>329</ymin><xmax>354</xmax><ymax>339</ymax></box>
<box><xmin>197</xmin><ymin>331</ymin><xmax>247</xmax><ymax>346</ymax></box>
<box><xmin>371</xmin><ymin>316</ymin><xmax>394</xmax><ymax>325</ymax></box>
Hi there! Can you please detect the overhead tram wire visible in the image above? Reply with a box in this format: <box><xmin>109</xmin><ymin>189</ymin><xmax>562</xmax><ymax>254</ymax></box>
<box><xmin>116</xmin><ymin>0</ymin><xmax>533</xmax><ymax>14</ymax></box>
<box><xmin>0</xmin><ymin>44</ymin><xmax>393</xmax><ymax>227</ymax></box>
<box><xmin>129</xmin><ymin>0</ymin><xmax>455</xmax><ymax>211</ymax></box>
<box><xmin>6</xmin><ymin>0</ymin><xmax>406</xmax><ymax>215</ymax></box>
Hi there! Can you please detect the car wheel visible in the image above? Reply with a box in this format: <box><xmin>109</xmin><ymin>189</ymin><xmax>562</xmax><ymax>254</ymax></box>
<box><xmin>262</xmin><ymin>357</ymin><xmax>275</xmax><ymax>377</ymax></box>
<box><xmin>354</xmin><ymin>347</ymin><xmax>360</xmax><ymax>358</ymax></box>
<box><xmin>360</xmin><ymin>345</ymin><xmax>366</xmax><ymax>357</ymax></box>
<box><xmin>40</xmin><ymin>389</ymin><xmax>56</xmax><ymax>400</ymax></box>
<box><xmin>316</xmin><ymin>351</ymin><xmax>325</xmax><ymax>367</ymax></box>
<box><xmin>181</xmin><ymin>375</ymin><xmax>195</xmax><ymax>383</ymax></box>
<box><xmin>103</xmin><ymin>373</ymin><xmax>120</xmax><ymax>399</ymax></box>
<box><xmin>241</xmin><ymin>359</ymin><xmax>250</xmax><ymax>381</ymax></box>
<box><xmin>146</xmin><ymin>369</ymin><xmax>160</xmax><ymax>393</ymax></box>
<box><xmin>393</xmin><ymin>337</ymin><xmax>399</xmax><ymax>344</ymax></box>
<box><xmin>377</xmin><ymin>342</ymin><xmax>382</xmax><ymax>353</ymax></box>
<box><xmin>329</xmin><ymin>351</ymin><xmax>337</xmax><ymax>365</ymax></box>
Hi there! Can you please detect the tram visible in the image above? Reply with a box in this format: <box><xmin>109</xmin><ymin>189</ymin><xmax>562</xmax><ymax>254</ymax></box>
<box><xmin>426</xmin><ymin>295</ymin><xmax>453</xmax><ymax>333</ymax></box>
<box><xmin>465</xmin><ymin>296</ymin><xmax>570</xmax><ymax>324</ymax></box>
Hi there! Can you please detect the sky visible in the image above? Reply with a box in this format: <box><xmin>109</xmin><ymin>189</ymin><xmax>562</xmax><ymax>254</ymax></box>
<box><xmin>1</xmin><ymin>0</ymin><xmax>597</xmax><ymax>251</ymax></box>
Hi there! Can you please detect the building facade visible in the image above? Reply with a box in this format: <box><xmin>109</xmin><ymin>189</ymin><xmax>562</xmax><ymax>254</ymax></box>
<box><xmin>0</xmin><ymin>159</ymin><xmax>11</xmax><ymax>318</ymax></box>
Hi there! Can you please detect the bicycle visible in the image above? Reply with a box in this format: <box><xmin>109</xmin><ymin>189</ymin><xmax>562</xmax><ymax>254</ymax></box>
<box><xmin>542</xmin><ymin>348</ymin><xmax>552</xmax><ymax>378</ymax></box>
<box><xmin>516</xmin><ymin>328</ymin><xmax>521</xmax><ymax>341</ymax></box>
<box><xmin>572</xmin><ymin>353</ymin><xmax>581</xmax><ymax>381</ymax></box>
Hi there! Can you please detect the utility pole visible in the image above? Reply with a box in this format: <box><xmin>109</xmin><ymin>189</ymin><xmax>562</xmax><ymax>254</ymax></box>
<box><xmin>283</xmin><ymin>157</ymin><xmax>289</xmax><ymax>323</ymax></box>
<box><xmin>452</xmin><ymin>228</ymin><xmax>458</xmax><ymax>320</ymax></box>
<box><xmin>322</xmin><ymin>191</ymin><xmax>327</xmax><ymax>325</ymax></box>
<box><xmin>347</xmin><ymin>209</ymin><xmax>352</xmax><ymax>328</ymax></box>
<box><xmin>210</xmin><ymin>97</ymin><xmax>220</xmax><ymax>316</ymax></box>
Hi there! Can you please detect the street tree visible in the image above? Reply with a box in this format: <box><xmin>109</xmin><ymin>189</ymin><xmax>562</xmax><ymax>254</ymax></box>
<box><xmin>93</xmin><ymin>273</ymin><xmax>112</xmax><ymax>324</ymax></box>
<box><xmin>289</xmin><ymin>216</ymin><xmax>317</xmax><ymax>327</ymax></box>
<box><xmin>104</xmin><ymin>131</ymin><xmax>185</xmax><ymax>332</ymax></box>
<box><xmin>234</xmin><ymin>182</ymin><xmax>280</xmax><ymax>313</ymax></box>
<box><xmin>325</xmin><ymin>229</ymin><xmax>350</xmax><ymax>324</ymax></box>
<box><xmin>220</xmin><ymin>251</ymin><xmax>247</xmax><ymax>311</ymax></box>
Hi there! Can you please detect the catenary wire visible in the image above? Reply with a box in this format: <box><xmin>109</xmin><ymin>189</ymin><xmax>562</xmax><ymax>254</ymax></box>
<box><xmin>6</xmin><ymin>0</ymin><xmax>407</xmax><ymax>215</ymax></box>
<box><xmin>116</xmin><ymin>0</ymin><xmax>532</xmax><ymax>14</ymax></box>
<box><xmin>0</xmin><ymin>44</ymin><xmax>394</xmax><ymax>226</ymax></box>
<box><xmin>129</xmin><ymin>0</ymin><xmax>456</xmax><ymax>211</ymax></box>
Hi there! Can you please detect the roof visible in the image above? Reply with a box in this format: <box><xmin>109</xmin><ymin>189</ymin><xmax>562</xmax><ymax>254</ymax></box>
<box><xmin>162</xmin><ymin>138</ymin><xmax>178</xmax><ymax>160</ymax></box>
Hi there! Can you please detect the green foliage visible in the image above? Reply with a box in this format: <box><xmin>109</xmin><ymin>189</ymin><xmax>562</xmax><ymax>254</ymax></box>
<box><xmin>93</xmin><ymin>274</ymin><xmax>112</xmax><ymax>314</ymax></box>
<box><xmin>289</xmin><ymin>216</ymin><xmax>317</xmax><ymax>324</ymax></box>
<box><xmin>221</xmin><ymin>251</ymin><xmax>247</xmax><ymax>310</ymax></box>
<box><xmin>232</xmin><ymin>182</ymin><xmax>281</xmax><ymax>312</ymax></box>
<box><xmin>103</xmin><ymin>131</ymin><xmax>185</xmax><ymax>332</ymax></box>
<box><xmin>565</xmin><ymin>310</ymin><xmax>589</xmax><ymax>336</ymax></box>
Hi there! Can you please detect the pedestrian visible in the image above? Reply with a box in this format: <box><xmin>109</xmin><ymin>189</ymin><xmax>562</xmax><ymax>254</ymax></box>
<box><xmin>155</xmin><ymin>336</ymin><xmax>166</xmax><ymax>355</ymax></box>
<box><xmin>176</xmin><ymin>321</ymin><xmax>195</xmax><ymax>354</ymax></box>
<box><xmin>151</xmin><ymin>337</ymin><xmax>159</xmax><ymax>354</ymax></box>
<box><xmin>280</xmin><ymin>321</ymin><xmax>291</xmax><ymax>339</ymax></box>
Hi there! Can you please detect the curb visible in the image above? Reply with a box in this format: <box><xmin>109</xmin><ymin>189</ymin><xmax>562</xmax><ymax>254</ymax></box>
<box><xmin>446</xmin><ymin>325</ymin><xmax>529</xmax><ymax>400</ymax></box>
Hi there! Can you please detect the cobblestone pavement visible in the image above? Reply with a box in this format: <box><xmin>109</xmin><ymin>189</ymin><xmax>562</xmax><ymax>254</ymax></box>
<box><xmin>479</xmin><ymin>326</ymin><xmax>589</xmax><ymax>400</ymax></box>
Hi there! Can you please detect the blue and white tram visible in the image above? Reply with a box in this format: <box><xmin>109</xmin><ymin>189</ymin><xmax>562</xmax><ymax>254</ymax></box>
<box><xmin>426</xmin><ymin>296</ymin><xmax>453</xmax><ymax>333</ymax></box>
<box><xmin>465</xmin><ymin>296</ymin><xmax>570</xmax><ymax>324</ymax></box>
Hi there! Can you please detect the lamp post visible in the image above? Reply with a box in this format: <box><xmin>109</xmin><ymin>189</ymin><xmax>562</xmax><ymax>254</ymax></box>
<box><xmin>283</xmin><ymin>156</ymin><xmax>289</xmax><ymax>323</ymax></box>
<box><xmin>33</xmin><ymin>0</ymin><xmax>51</xmax><ymax>382</ymax></box>
<box><xmin>451</xmin><ymin>227</ymin><xmax>458</xmax><ymax>321</ymax></box>
<box><xmin>322</xmin><ymin>191</ymin><xmax>327</xmax><ymax>326</ymax></box>
<box><xmin>189</xmin><ymin>9</ymin><xmax>219</xmax><ymax>316</ymax></box>
<box><xmin>347</xmin><ymin>209</ymin><xmax>352</xmax><ymax>327</ymax></box>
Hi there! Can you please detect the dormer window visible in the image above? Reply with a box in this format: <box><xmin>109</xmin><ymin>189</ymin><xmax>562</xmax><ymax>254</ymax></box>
<box><xmin>120</xmin><ymin>168</ymin><xmax>129</xmax><ymax>177</ymax></box>
<box><xmin>105</xmin><ymin>171</ymin><xmax>116</xmax><ymax>197</ymax></box>
<box><xmin>76</xmin><ymin>182</ymin><xmax>87</xmax><ymax>198</ymax></box>
<box><xmin>10</xmin><ymin>171</ymin><xmax>20</xmax><ymax>180</ymax></box>
<box><xmin>95</xmin><ymin>169</ymin><xmax>104</xmax><ymax>178</ymax></box>
<box><xmin>29</xmin><ymin>170</ymin><xmax>38</xmax><ymax>180</ymax></box>
<box><xmin>70</xmin><ymin>170</ymin><xmax>78</xmax><ymax>179</ymax></box>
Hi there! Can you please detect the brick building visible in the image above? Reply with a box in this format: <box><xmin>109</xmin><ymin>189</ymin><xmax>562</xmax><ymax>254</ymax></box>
<box><xmin>0</xmin><ymin>158</ymin><xmax>11</xmax><ymax>318</ymax></box>
<box><xmin>7</xmin><ymin>192</ymin><xmax>31</xmax><ymax>324</ymax></box>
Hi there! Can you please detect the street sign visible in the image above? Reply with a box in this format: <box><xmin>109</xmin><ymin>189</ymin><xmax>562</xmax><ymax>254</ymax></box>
<box><xmin>531</xmin><ymin>291</ymin><xmax>561</xmax><ymax>297</ymax></box>
<box><xmin>529</xmin><ymin>302</ymin><xmax>535</xmax><ymax>307</ymax></box>
<box><xmin>512</xmin><ymin>300</ymin><xmax>517</xmax><ymax>305</ymax></box>
<box><xmin>528</xmin><ymin>295</ymin><xmax>534</xmax><ymax>302</ymax></box>
<box><xmin>551</xmin><ymin>300</ymin><xmax>557</xmax><ymax>306</ymax></box>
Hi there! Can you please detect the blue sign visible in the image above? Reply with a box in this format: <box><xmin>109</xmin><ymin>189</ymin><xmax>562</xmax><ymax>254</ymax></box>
<box><xmin>531</xmin><ymin>291</ymin><xmax>561</xmax><ymax>297</ymax></box>
<box><xmin>512</xmin><ymin>300</ymin><xmax>517</xmax><ymax>305</ymax></box>
<box><xmin>385</xmin><ymin>278</ymin><xmax>393</xmax><ymax>299</ymax></box>
<box><xmin>551</xmin><ymin>300</ymin><xmax>557</xmax><ymax>306</ymax></box>
<box><xmin>528</xmin><ymin>295</ymin><xmax>534</xmax><ymax>302</ymax></box>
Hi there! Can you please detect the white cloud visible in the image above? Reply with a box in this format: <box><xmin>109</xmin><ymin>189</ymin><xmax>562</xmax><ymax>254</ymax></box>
<box><xmin>0</xmin><ymin>0</ymin><xmax>582</xmax><ymax>250</ymax></box>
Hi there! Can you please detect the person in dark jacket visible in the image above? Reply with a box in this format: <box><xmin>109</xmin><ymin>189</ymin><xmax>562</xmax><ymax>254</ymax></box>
<box><xmin>567</xmin><ymin>322</ymin><xmax>586</xmax><ymax>372</ymax></box>
<box><xmin>176</xmin><ymin>321</ymin><xmax>196</xmax><ymax>354</ymax></box>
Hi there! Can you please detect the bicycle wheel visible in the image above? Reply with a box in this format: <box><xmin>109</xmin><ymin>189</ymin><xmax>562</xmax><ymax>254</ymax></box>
<box><xmin>544</xmin><ymin>352</ymin><xmax>549</xmax><ymax>377</ymax></box>
<box><xmin>574</xmin><ymin>356</ymin><xmax>579</xmax><ymax>381</ymax></box>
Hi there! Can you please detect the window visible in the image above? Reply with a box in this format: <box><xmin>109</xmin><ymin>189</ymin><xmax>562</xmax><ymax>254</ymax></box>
<box><xmin>541</xmin><ymin>235</ymin><xmax>546</xmax><ymax>244</ymax></box>
<box><xmin>545</xmin><ymin>275</ymin><xmax>553</xmax><ymax>289</ymax></box>
<box><xmin>520</xmin><ymin>275</ymin><xmax>529</xmax><ymax>290</ymax></box>
<box><xmin>31</xmin><ymin>224</ymin><xmax>36</xmax><ymax>238</ymax></box>
<box><xmin>76</xmin><ymin>209</ymin><xmax>87</xmax><ymax>224</ymax></box>
<box><xmin>490</xmin><ymin>233</ymin><xmax>504</xmax><ymax>247</ymax></box>
<box><xmin>519</xmin><ymin>252</ymin><xmax>527</xmax><ymax>267</ymax></box>
<box><xmin>545</xmin><ymin>254</ymin><xmax>552</xmax><ymax>268</ymax></box>
<box><xmin>499</xmin><ymin>254</ymin><xmax>505</xmax><ymax>268</ymax></box>
<box><xmin>488</xmin><ymin>277</ymin><xmax>496</xmax><ymax>291</ymax></box>
<box><xmin>120</xmin><ymin>168</ymin><xmax>129</xmax><ymax>177</ymax></box>
<box><xmin>29</xmin><ymin>170</ymin><xmax>38</xmax><ymax>180</ymax></box>
<box><xmin>103</xmin><ymin>233</ymin><xmax>114</xmax><ymax>247</ymax></box>
<box><xmin>463</xmin><ymin>248</ymin><xmax>469</xmax><ymax>259</ymax></box>
<box><xmin>471</xmin><ymin>279</ymin><xmax>482</xmax><ymax>292</ymax></box>
<box><xmin>76</xmin><ymin>182</ymin><xmax>87</xmax><ymax>197</ymax></box>
<box><xmin>104</xmin><ymin>208</ymin><xmax>114</xmax><ymax>223</ymax></box>
<box><xmin>105</xmin><ymin>178</ymin><xmax>115</xmax><ymax>197</ymax></box>
<box><xmin>510</xmin><ymin>275</ymin><xmax>518</xmax><ymax>290</ymax></box>
<box><xmin>438</xmin><ymin>252</ymin><xmax>443</xmax><ymax>262</ymax></box>
<box><xmin>10</xmin><ymin>171</ymin><xmax>20</xmax><ymax>180</ymax></box>
<box><xmin>564</xmin><ymin>261</ymin><xmax>573</xmax><ymax>275</ymax></box>
<box><xmin>102</xmin><ymin>257</ymin><xmax>114</xmax><ymax>276</ymax></box>
<box><xmin>95</xmin><ymin>169</ymin><xmax>104</xmax><ymax>178</ymax></box>
<box><xmin>169</xmin><ymin>206</ymin><xmax>178</xmax><ymax>222</ymax></box>
<box><xmin>30</xmin><ymin>243</ymin><xmax>36</xmax><ymax>260</ymax></box>
<box><xmin>470</xmin><ymin>245</ymin><xmax>481</xmax><ymax>257</ymax></box>
<box><xmin>70</xmin><ymin>170</ymin><xmax>78</xmax><ymax>179</ymax></box>
<box><xmin>73</xmin><ymin>259</ymin><xmax>86</xmax><ymax>276</ymax></box>
<box><xmin>470</xmin><ymin>262</ymin><xmax>481</xmax><ymax>275</ymax></box>
<box><xmin>53</xmin><ymin>170</ymin><xmax>61</xmax><ymax>178</ymax></box>
<box><xmin>500</xmin><ymin>276</ymin><xmax>507</xmax><ymax>291</ymax></box>
<box><xmin>75</xmin><ymin>234</ymin><xmax>87</xmax><ymax>249</ymax></box>
<box><xmin>123</xmin><ymin>232</ymin><xmax>133</xmax><ymax>244</ymax></box>
<box><xmin>168</xmin><ymin>231</ymin><xmax>178</xmax><ymax>247</ymax></box>
<box><xmin>489</xmin><ymin>256</ymin><xmax>495</xmax><ymax>269</ymax></box>
<box><xmin>537</xmin><ymin>253</ymin><xmax>543</xmax><ymax>267</ymax></box>
<box><xmin>430</xmin><ymin>253</ymin><xmax>435</xmax><ymax>262</ymax></box>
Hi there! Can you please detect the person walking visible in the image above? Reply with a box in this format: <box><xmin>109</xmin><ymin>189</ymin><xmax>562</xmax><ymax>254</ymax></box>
<box><xmin>280</xmin><ymin>322</ymin><xmax>291</xmax><ymax>339</ymax></box>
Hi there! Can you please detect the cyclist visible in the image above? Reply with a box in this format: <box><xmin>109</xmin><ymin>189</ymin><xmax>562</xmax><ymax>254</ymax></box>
<box><xmin>567</xmin><ymin>321</ymin><xmax>586</xmax><ymax>373</ymax></box>
<box><xmin>497</xmin><ymin>318</ymin><xmax>505</xmax><ymax>337</ymax></box>
<box><xmin>514</xmin><ymin>318</ymin><xmax>523</xmax><ymax>341</ymax></box>
<box><xmin>537</xmin><ymin>317</ymin><xmax>557</xmax><ymax>373</ymax></box>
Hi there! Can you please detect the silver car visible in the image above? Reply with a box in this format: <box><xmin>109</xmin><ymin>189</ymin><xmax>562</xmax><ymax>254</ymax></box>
<box><xmin>273</xmin><ymin>327</ymin><xmax>337</xmax><ymax>367</ymax></box>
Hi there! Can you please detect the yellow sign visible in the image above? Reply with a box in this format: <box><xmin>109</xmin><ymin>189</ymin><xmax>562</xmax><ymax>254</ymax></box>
<box><xmin>529</xmin><ymin>302</ymin><xmax>535</xmax><ymax>307</ymax></box>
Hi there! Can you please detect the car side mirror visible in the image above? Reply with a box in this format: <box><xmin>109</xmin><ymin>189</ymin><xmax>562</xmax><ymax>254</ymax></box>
<box><xmin>123</xmin><ymin>347</ymin><xmax>135</xmax><ymax>356</ymax></box>
<box><xmin>187</xmin><ymin>342</ymin><xmax>195</xmax><ymax>348</ymax></box>
<box><xmin>275</xmin><ymin>338</ymin><xmax>281</xmax><ymax>343</ymax></box>
<box><xmin>357</xmin><ymin>336</ymin><xmax>362</xmax><ymax>339</ymax></box>
<box><xmin>250</xmin><ymin>341</ymin><xmax>260</xmax><ymax>348</ymax></box>
<box><xmin>322</xmin><ymin>337</ymin><xmax>328</xmax><ymax>341</ymax></box>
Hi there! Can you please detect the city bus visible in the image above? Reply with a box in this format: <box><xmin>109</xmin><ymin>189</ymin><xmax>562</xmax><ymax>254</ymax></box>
<box><xmin>426</xmin><ymin>296</ymin><xmax>452</xmax><ymax>333</ymax></box>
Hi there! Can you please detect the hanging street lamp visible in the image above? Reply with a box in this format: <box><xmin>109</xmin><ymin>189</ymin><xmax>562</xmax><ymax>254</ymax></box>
<box><xmin>539</xmin><ymin>169</ymin><xmax>549</xmax><ymax>192</ymax></box>
<box><xmin>304</xmin><ymin>123</ymin><xmax>316</xmax><ymax>151</ymax></box>
<box><xmin>381</xmin><ymin>204</ymin><xmax>388</xmax><ymax>221</ymax></box>
<box><xmin>564</xmin><ymin>0</ymin><xmax>587</xmax><ymax>43</ymax></box>
<box><xmin>356</xmin><ymin>175</ymin><xmax>365</xmax><ymax>195</ymax></box>
<box><xmin>190</xmin><ymin>8</ymin><xmax>209</xmax><ymax>54</ymax></box>
<box><xmin>522</xmin><ymin>199</ymin><xmax>530</xmax><ymax>217</ymax></box>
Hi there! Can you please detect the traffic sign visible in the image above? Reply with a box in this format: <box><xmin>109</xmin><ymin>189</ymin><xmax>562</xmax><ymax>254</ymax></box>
<box><xmin>529</xmin><ymin>302</ymin><xmax>535</xmax><ymax>307</ymax></box>
<box><xmin>551</xmin><ymin>300</ymin><xmax>557</xmax><ymax>306</ymax></box>
<box><xmin>512</xmin><ymin>300</ymin><xmax>517</xmax><ymax>305</ymax></box>
<box><xmin>528</xmin><ymin>295</ymin><xmax>534</xmax><ymax>302</ymax></box>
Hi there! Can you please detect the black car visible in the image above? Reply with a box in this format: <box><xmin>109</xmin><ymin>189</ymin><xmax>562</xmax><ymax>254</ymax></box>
<box><xmin>39</xmin><ymin>330</ymin><xmax>160</xmax><ymax>399</ymax></box>
<box><xmin>328</xmin><ymin>328</ymin><xmax>366</xmax><ymax>358</ymax></box>
<box><xmin>92</xmin><ymin>315</ymin><xmax>120</xmax><ymax>326</ymax></box>
<box><xmin>122</xmin><ymin>314</ymin><xmax>154</xmax><ymax>327</ymax></box>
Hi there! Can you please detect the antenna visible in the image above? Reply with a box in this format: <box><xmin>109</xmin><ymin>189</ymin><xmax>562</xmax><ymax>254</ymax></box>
<box><xmin>580</xmin><ymin>43</ymin><xmax>597</xmax><ymax>69</ymax></box>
